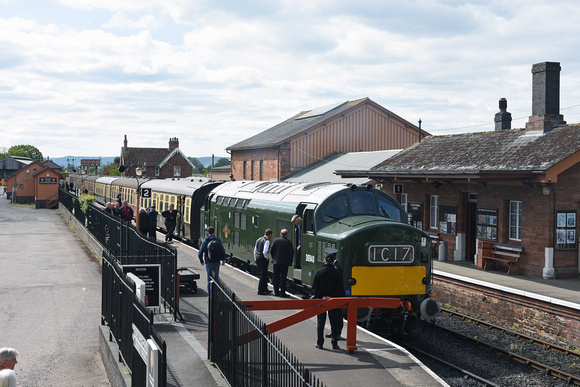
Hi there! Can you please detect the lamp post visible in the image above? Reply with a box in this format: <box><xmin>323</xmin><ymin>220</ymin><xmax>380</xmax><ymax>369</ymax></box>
<box><xmin>135</xmin><ymin>166</ymin><xmax>143</xmax><ymax>230</ymax></box>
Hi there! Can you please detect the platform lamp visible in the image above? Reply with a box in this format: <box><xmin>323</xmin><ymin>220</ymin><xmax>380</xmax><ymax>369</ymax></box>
<box><xmin>135</xmin><ymin>166</ymin><xmax>143</xmax><ymax>230</ymax></box>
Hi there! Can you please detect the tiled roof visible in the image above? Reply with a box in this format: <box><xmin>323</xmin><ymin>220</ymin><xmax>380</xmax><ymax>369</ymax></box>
<box><xmin>337</xmin><ymin>124</ymin><xmax>580</xmax><ymax>176</ymax></box>
<box><xmin>121</xmin><ymin>147</ymin><xmax>174</xmax><ymax>167</ymax></box>
<box><xmin>227</xmin><ymin>98</ymin><xmax>370</xmax><ymax>151</ymax></box>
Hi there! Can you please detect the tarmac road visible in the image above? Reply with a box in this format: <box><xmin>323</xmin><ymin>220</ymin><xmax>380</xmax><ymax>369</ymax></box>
<box><xmin>0</xmin><ymin>197</ymin><xmax>110</xmax><ymax>386</ymax></box>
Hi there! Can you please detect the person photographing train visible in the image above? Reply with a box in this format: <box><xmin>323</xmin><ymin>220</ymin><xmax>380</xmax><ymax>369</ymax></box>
<box><xmin>312</xmin><ymin>247</ymin><xmax>345</xmax><ymax>350</ymax></box>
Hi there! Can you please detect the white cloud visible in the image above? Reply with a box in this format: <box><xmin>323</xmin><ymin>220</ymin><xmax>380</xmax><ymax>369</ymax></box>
<box><xmin>1</xmin><ymin>0</ymin><xmax>580</xmax><ymax>160</ymax></box>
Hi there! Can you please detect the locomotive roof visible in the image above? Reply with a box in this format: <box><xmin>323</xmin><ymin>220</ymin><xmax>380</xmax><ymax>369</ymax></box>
<box><xmin>141</xmin><ymin>177</ymin><xmax>215</xmax><ymax>196</ymax></box>
<box><xmin>211</xmin><ymin>180</ymin><xmax>360</xmax><ymax>203</ymax></box>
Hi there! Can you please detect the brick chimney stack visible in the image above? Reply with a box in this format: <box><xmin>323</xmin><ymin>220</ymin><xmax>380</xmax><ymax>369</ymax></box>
<box><xmin>494</xmin><ymin>98</ymin><xmax>512</xmax><ymax>131</ymax></box>
<box><xmin>525</xmin><ymin>61</ymin><xmax>566</xmax><ymax>132</ymax></box>
<box><xmin>124</xmin><ymin>134</ymin><xmax>128</xmax><ymax>148</ymax></box>
<box><xmin>169</xmin><ymin>137</ymin><xmax>179</xmax><ymax>150</ymax></box>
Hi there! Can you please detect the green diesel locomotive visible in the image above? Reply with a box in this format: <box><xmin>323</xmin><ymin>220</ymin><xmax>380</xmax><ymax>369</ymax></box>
<box><xmin>202</xmin><ymin>180</ymin><xmax>440</xmax><ymax>324</ymax></box>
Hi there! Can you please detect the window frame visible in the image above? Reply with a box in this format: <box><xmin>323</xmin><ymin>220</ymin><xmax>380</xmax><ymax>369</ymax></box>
<box><xmin>429</xmin><ymin>195</ymin><xmax>438</xmax><ymax>229</ymax></box>
<box><xmin>509</xmin><ymin>200</ymin><xmax>523</xmax><ymax>241</ymax></box>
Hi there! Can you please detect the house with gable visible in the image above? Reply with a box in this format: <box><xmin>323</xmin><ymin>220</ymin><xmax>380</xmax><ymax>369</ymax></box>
<box><xmin>227</xmin><ymin>97</ymin><xmax>427</xmax><ymax>181</ymax></box>
<box><xmin>120</xmin><ymin>136</ymin><xmax>194</xmax><ymax>179</ymax></box>
<box><xmin>6</xmin><ymin>160</ymin><xmax>61</xmax><ymax>208</ymax></box>
<box><xmin>338</xmin><ymin>62</ymin><xmax>580</xmax><ymax>279</ymax></box>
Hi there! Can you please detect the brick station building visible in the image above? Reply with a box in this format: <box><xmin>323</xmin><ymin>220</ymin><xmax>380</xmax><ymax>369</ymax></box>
<box><xmin>227</xmin><ymin>97</ymin><xmax>427</xmax><ymax>181</ymax></box>
<box><xmin>338</xmin><ymin>62</ymin><xmax>580</xmax><ymax>279</ymax></box>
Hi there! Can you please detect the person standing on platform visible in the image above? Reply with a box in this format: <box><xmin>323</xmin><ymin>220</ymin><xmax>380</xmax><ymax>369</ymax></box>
<box><xmin>162</xmin><ymin>204</ymin><xmax>178</xmax><ymax>242</ymax></box>
<box><xmin>254</xmin><ymin>229</ymin><xmax>273</xmax><ymax>295</ymax></box>
<box><xmin>138</xmin><ymin>208</ymin><xmax>150</xmax><ymax>237</ymax></box>
<box><xmin>120</xmin><ymin>200</ymin><xmax>133</xmax><ymax>222</ymax></box>
<box><xmin>269</xmin><ymin>229</ymin><xmax>294</xmax><ymax>297</ymax></box>
<box><xmin>292</xmin><ymin>215</ymin><xmax>302</xmax><ymax>263</ymax></box>
<box><xmin>198</xmin><ymin>226</ymin><xmax>226</xmax><ymax>293</ymax></box>
<box><xmin>312</xmin><ymin>247</ymin><xmax>345</xmax><ymax>350</ymax></box>
<box><xmin>325</xmin><ymin>248</ymin><xmax>345</xmax><ymax>341</ymax></box>
<box><xmin>147</xmin><ymin>206</ymin><xmax>158</xmax><ymax>240</ymax></box>
<box><xmin>0</xmin><ymin>348</ymin><xmax>18</xmax><ymax>371</ymax></box>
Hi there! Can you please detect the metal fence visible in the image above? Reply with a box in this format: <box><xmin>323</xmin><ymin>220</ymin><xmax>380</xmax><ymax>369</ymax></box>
<box><xmin>60</xmin><ymin>188</ymin><xmax>179</xmax><ymax>318</ymax></box>
<box><xmin>86</xmin><ymin>203</ymin><xmax>178</xmax><ymax>316</ymax></box>
<box><xmin>102</xmin><ymin>251</ymin><xmax>167</xmax><ymax>387</ymax></box>
<box><xmin>209</xmin><ymin>273</ymin><xmax>325</xmax><ymax>387</ymax></box>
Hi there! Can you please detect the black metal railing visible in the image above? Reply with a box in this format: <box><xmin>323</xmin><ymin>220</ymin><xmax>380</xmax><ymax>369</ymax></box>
<box><xmin>209</xmin><ymin>273</ymin><xmax>325</xmax><ymax>387</ymax></box>
<box><xmin>102</xmin><ymin>251</ymin><xmax>167</xmax><ymax>386</ymax></box>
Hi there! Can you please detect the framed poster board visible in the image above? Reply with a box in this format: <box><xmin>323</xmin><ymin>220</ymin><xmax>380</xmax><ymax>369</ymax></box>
<box><xmin>556</xmin><ymin>211</ymin><xmax>577</xmax><ymax>249</ymax></box>
<box><xmin>477</xmin><ymin>208</ymin><xmax>497</xmax><ymax>241</ymax></box>
<box><xmin>407</xmin><ymin>202</ymin><xmax>423</xmax><ymax>230</ymax></box>
<box><xmin>122</xmin><ymin>264</ymin><xmax>161</xmax><ymax>308</ymax></box>
<box><xmin>439</xmin><ymin>205</ymin><xmax>456</xmax><ymax>235</ymax></box>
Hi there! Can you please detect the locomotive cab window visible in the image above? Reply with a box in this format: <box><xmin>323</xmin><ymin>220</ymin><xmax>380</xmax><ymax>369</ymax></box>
<box><xmin>351</xmin><ymin>191</ymin><xmax>376</xmax><ymax>215</ymax></box>
<box><xmin>378</xmin><ymin>196</ymin><xmax>401</xmax><ymax>221</ymax></box>
<box><xmin>322</xmin><ymin>195</ymin><xmax>348</xmax><ymax>223</ymax></box>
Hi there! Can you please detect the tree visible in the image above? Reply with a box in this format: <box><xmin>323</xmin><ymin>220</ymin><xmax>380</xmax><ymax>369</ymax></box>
<box><xmin>187</xmin><ymin>157</ymin><xmax>205</xmax><ymax>174</ymax></box>
<box><xmin>215</xmin><ymin>158</ymin><xmax>231</xmax><ymax>167</ymax></box>
<box><xmin>8</xmin><ymin>144</ymin><xmax>43</xmax><ymax>162</ymax></box>
<box><xmin>0</xmin><ymin>147</ymin><xmax>7</xmax><ymax>160</ymax></box>
<box><xmin>103</xmin><ymin>157</ymin><xmax>122</xmax><ymax>176</ymax></box>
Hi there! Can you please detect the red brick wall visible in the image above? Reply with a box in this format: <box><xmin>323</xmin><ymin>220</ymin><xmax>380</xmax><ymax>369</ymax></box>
<box><xmin>389</xmin><ymin>164</ymin><xmax>580</xmax><ymax>278</ymax></box>
<box><xmin>434</xmin><ymin>277</ymin><xmax>580</xmax><ymax>348</ymax></box>
<box><xmin>157</xmin><ymin>153</ymin><xmax>193</xmax><ymax>179</ymax></box>
<box><xmin>231</xmin><ymin>147</ymin><xmax>280</xmax><ymax>181</ymax></box>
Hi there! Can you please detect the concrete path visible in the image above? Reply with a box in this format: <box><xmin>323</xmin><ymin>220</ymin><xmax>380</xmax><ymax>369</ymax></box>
<box><xmin>0</xmin><ymin>197</ymin><xmax>110</xmax><ymax>386</ymax></box>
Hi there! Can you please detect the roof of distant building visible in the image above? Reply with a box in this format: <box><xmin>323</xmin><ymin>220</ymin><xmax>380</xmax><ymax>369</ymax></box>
<box><xmin>227</xmin><ymin>97</ymin><xmax>424</xmax><ymax>151</ymax></box>
<box><xmin>284</xmin><ymin>150</ymin><xmax>401</xmax><ymax>184</ymax></box>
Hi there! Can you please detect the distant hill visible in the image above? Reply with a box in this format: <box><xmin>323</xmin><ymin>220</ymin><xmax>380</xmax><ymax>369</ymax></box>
<box><xmin>196</xmin><ymin>156</ymin><xmax>230</xmax><ymax>167</ymax></box>
<box><xmin>48</xmin><ymin>156</ymin><xmax>229</xmax><ymax>168</ymax></box>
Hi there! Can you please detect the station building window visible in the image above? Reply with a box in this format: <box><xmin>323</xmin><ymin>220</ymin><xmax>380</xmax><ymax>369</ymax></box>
<box><xmin>430</xmin><ymin>195</ymin><xmax>438</xmax><ymax>229</ymax></box>
<box><xmin>155</xmin><ymin>166</ymin><xmax>160</xmax><ymax>176</ymax></box>
<box><xmin>509</xmin><ymin>200</ymin><xmax>522</xmax><ymax>241</ymax></box>
<box><xmin>174</xmin><ymin>166</ymin><xmax>181</xmax><ymax>177</ymax></box>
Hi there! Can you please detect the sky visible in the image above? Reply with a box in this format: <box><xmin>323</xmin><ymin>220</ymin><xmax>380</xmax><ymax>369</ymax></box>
<box><xmin>1</xmin><ymin>0</ymin><xmax>580</xmax><ymax>161</ymax></box>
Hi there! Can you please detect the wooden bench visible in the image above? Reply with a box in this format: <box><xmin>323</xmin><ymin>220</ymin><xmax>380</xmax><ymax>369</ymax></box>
<box><xmin>482</xmin><ymin>243</ymin><xmax>523</xmax><ymax>275</ymax></box>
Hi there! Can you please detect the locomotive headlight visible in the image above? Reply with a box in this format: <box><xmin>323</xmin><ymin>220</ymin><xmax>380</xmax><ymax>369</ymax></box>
<box><xmin>347</xmin><ymin>277</ymin><xmax>356</xmax><ymax>286</ymax></box>
<box><xmin>422</xmin><ymin>277</ymin><xmax>430</xmax><ymax>285</ymax></box>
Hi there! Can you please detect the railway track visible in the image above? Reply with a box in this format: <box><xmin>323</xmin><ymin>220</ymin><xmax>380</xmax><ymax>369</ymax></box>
<box><xmin>437</xmin><ymin>308</ymin><xmax>580</xmax><ymax>385</ymax></box>
<box><xmin>400</xmin><ymin>308</ymin><xmax>580</xmax><ymax>386</ymax></box>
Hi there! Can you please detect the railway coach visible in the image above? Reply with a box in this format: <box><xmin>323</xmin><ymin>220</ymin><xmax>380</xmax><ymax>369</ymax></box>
<box><xmin>202</xmin><ymin>180</ymin><xmax>439</xmax><ymax>323</ymax></box>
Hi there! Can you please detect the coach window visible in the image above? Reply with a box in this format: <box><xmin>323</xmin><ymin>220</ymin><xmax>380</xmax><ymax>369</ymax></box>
<box><xmin>253</xmin><ymin>215</ymin><xmax>259</xmax><ymax>228</ymax></box>
<box><xmin>429</xmin><ymin>195</ymin><xmax>438</xmax><ymax>229</ymax></box>
<box><xmin>509</xmin><ymin>200</ymin><xmax>522</xmax><ymax>241</ymax></box>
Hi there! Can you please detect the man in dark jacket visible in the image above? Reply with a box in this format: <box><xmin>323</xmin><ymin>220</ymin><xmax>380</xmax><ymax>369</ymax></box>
<box><xmin>147</xmin><ymin>206</ymin><xmax>158</xmax><ymax>240</ymax></box>
<box><xmin>198</xmin><ymin>226</ymin><xmax>226</xmax><ymax>293</ymax></box>
<box><xmin>312</xmin><ymin>247</ymin><xmax>345</xmax><ymax>350</ymax></box>
<box><xmin>269</xmin><ymin>229</ymin><xmax>294</xmax><ymax>297</ymax></box>
<box><xmin>138</xmin><ymin>209</ymin><xmax>150</xmax><ymax>237</ymax></box>
<box><xmin>162</xmin><ymin>204</ymin><xmax>178</xmax><ymax>242</ymax></box>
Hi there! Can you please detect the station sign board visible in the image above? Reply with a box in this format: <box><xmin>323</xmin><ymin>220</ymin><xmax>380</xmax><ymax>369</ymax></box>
<box><xmin>122</xmin><ymin>264</ymin><xmax>161</xmax><ymax>308</ymax></box>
